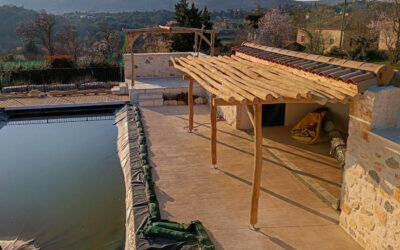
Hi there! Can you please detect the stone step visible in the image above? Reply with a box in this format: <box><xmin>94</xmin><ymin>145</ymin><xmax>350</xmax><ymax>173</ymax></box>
<box><xmin>111</xmin><ymin>86</ymin><xmax>128</xmax><ymax>95</ymax></box>
<box><xmin>138</xmin><ymin>92</ymin><xmax>163</xmax><ymax>101</ymax></box>
<box><xmin>139</xmin><ymin>98</ymin><xmax>164</xmax><ymax>107</ymax></box>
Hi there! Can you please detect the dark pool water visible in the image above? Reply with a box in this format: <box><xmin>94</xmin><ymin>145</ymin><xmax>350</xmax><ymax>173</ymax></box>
<box><xmin>0</xmin><ymin>114</ymin><xmax>125</xmax><ymax>249</ymax></box>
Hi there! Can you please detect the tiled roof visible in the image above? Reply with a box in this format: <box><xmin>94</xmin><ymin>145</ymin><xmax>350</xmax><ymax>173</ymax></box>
<box><xmin>232</xmin><ymin>45</ymin><xmax>377</xmax><ymax>85</ymax></box>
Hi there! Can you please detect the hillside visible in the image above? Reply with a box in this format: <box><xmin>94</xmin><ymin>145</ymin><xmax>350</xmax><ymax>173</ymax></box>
<box><xmin>0</xmin><ymin>0</ymin><xmax>299</xmax><ymax>12</ymax></box>
<box><xmin>0</xmin><ymin>5</ymin><xmax>37</xmax><ymax>53</ymax></box>
<box><xmin>0</xmin><ymin>6</ymin><xmax>175</xmax><ymax>54</ymax></box>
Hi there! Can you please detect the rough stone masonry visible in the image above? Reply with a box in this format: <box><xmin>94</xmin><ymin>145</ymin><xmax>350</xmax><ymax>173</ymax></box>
<box><xmin>340</xmin><ymin>86</ymin><xmax>400</xmax><ymax>250</ymax></box>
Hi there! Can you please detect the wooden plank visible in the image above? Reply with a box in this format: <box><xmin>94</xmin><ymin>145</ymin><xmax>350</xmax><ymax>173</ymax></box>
<box><xmin>194</xmin><ymin>32</ymin><xmax>198</xmax><ymax>53</ymax></box>
<box><xmin>214</xmin><ymin>97</ymin><xmax>319</xmax><ymax>106</ymax></box>
<box><xmin>210</xmin><ymin>57</ymin><xmax>302</xmax><ymax>100</ymax></box>
<box><xmin>181</xmin><ymin>58</ymin><xmax>257</xmax><ymax>102</ymax></box>
<box><xmin>171</xmin><ymin>58</ymin><xmax>235</xmax><ymax>102</ymax></box>
<box><xmin>246</xmin><ymin>105</ymin><xmax>255</xmax><ymax>128</ymax></box>
<box><xmin>176</xmin><ymin>58</ymin><xmax>247</xmax><ymax>103</ymax></box>
<box><xmin>211</xmin><ymin>94</ymin><xmax>217</xmax><ymax>168</ymax></box>
<box><xmin>219</xmin><ymin>56</ymin><xmax>331</xmax><ymax>102</ymax></box>
<box><xmin>158</xmin><ymin>25</ymin><xmax>171</xmax><ymax>30</ymax></box>
<box><xmin>188</xmin><ymin>79</ymin><xmax>194</xmax><ymax>132</ymax></box>
<box><xmin>250</xmin><ymin>102</ymin><xmax>263</xmax><ymax>227</ymax></box>
<box><xmin>198</xmin><ymin>32</ymin><xmax>212</xmax><ymax>47</ymax></box>
<box><xmin>123</xmin><ymin>27</ymin><xmax>218</xmax><ymax>34</ymax></box>
<box><xmin>196</xmin><ymin>57</ymin><xmax>281</xmax><ymax>100</ymax></box>
<box><xmin>211</xmin><ymin>33</ymin><xmax>215</xmax><ymax>56</ymax></box>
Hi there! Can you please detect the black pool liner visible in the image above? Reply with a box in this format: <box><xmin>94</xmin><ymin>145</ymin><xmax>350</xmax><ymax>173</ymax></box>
<box><xmin>122</xmin><ymin>105</ymin><xmax>214</xmax><ymax>250</ymax></box>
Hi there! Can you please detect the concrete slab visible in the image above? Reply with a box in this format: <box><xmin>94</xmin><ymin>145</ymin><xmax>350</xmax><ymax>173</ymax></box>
<box><xmin>140</xmin><ymin>105</ymin><xmax>361</xmax><ymax>250</ymax></box>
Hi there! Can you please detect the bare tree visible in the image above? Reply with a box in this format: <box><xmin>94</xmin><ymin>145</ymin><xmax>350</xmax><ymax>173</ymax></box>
<box><xmin>16</xmin><ymin>12</ymin><xmax>57</xmax><ymax>56</ymax></box>
<box><xmin>302</xmin><ymin>29</ymin><xmax>326</xmax><ymax>54</ymax></box>
<box><xmin>257</xmin><ymin>8</ymin><xmax>293</xmax><ymax>48</ymax></box>
<box><xmin>56</xmin><ymin>25</ymin><xmax>82</xmax><ymax>61</ymax></box>
<box><xmin>92</xmin><ymin>26</ymin><xmax>121</xmax><ymax>60</ymax></box>
<box><xmin>369</xmin><ymin>9</ymin><xmax>400</xmax><ymax>64</ymax></box>
<box><xmin>342</xmin><ymin>9</ymin><xmax>376</xmax><ymax>60</ymax></box>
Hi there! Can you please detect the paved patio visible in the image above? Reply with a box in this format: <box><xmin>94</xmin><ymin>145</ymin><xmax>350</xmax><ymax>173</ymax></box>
<box><xmin>141</xmin><ymin>105</ymin><xmax>360</xmax><ymax>250</ymax></box>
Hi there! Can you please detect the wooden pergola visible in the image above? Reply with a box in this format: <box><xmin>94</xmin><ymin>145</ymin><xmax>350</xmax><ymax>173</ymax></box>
<box><xmin>170</xmin><ymin>43</ymin><xmax>394</xmax><ymax>228</ymax></box>
<box><xmin>123</xmin><ymin>25</ymin><xmax>218</xmax><ymax>87</ymax></box>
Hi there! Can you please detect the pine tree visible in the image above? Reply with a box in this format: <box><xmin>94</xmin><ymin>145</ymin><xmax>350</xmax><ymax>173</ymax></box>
<box><xmin>171</xmin><ymin>0</ymin><xmax>214</xmax><ymax>52</ymax></box>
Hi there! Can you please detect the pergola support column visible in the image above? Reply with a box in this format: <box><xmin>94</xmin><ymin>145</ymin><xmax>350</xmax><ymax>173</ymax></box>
<box><xmin>250</xmin><ymin>103</ymin><xmax>263</xmax><ymax>228</ymax></box>
<box><xmin>131</xmin><ymin>48</ymin><xmax>135</xmax><ymax>87</ymax></box>
<box><xmin>211</xmin><ymin>94</ymin><xmax>217</xmax><ymax>169</ymax></box>
<box><xmin>188</xmin><ymin>78</ymin><xmax>194</xmax><ymax>132</ymax></box>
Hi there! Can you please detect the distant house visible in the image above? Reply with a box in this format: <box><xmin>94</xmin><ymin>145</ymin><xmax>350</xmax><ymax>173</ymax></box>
<box><xmin>297</xmin><ymin>28</ymin><xmax>343</xmax><ymax>52</ymax></box>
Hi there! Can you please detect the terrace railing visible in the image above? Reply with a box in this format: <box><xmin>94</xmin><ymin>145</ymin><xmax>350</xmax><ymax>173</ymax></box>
<box><xmin>0</xmin><ymin>67</ymin><xmax>124</xmax><ymax>93</ymax></box>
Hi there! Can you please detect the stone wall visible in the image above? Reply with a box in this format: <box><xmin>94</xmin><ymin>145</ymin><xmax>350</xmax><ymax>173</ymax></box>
<box><xmin>124</xmin><ymin>52</ymin><xmax>199</xmax><ymax>79</ymax></box>
<box><xmin>340</xmin><ymin>86</ymin><xmax>400</xmax><ymax>249</ymax></box>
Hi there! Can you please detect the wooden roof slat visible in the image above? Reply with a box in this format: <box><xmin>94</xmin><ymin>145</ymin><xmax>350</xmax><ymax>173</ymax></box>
<box><xmin>175</xmin><ymin>58</ymin><xmax>247</xmax><ymax>104</ymax></box>
<box><xmin>194</xmin><ymin>57</ymin><xmax>278</xmax><ymax>101</ymax></box>
<box><xmin>209</xmin><ymin>57</ymin><xmax>306</xmax><ymax>100</ymax></box>
<box><xmin>180</xmin><ymin>57</ymin><xmax>257</xmax><ymax>102</ymax></box>
<box><xmin>171</xmin><ymin>59</ymin><xmax>234</xmax><ymax>102</ymax></box>
<box><xmin>214</xmin><ymin>57</ymin><xmax>312</xmax><ymax>100</ymax></box>
<box><xmin>228</xmin><ymin>56</ymin><xmax>349</xmax><ymax>102</ymax></box>
<box><xmin>209</xmin><ymin>57</ymin><xmax>304</xmax><ymax>100</ymax></box>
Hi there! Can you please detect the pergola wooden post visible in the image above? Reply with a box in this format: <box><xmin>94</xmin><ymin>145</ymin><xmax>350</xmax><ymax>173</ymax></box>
<box><xmin>211</xmin><ymin>94</ymin><xmax>217</xmax><ymax>169</ymax></box>
<box><xmin>194</xmin><ymin>32</ymin><xmax>199</xmax><ymax>53</ymax></box>
<box><xmin>188</xmin><ymin>77</ymin><xmax>194</xmax><ymax>132</ymax></box>
<box><xmin>250</xmin><ymin>103</ymin><xmax>263</xmax><ymax>228</ymax></box>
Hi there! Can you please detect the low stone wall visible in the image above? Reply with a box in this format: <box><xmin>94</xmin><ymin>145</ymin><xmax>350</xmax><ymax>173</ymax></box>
<box><xmin>340</xmin><ymin>86</ymin><xmax>400</xmax><ymax>249</ymax></box>
<box><xmin>124</xmin><ymin>52</ymin><xmax>200</xmax><ymax>79</ymax></box>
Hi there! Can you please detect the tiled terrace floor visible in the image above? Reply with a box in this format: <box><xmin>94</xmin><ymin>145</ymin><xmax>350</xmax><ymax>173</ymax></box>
<box><xmin>141</xmin><ymin>105</ymin><xmax>360</xmax><ymax>250</ymax></box>
<box><xmin>0</xmin><ymin>94</ymin><xmax>129</xmax><ymax>110</ymax></box>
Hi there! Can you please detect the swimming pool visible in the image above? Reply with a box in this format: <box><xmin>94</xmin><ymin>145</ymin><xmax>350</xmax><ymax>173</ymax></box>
<box><xmin>0</xmin><ymin>111</ymin><xmax>125</xmax><ymax>249</ymax></box>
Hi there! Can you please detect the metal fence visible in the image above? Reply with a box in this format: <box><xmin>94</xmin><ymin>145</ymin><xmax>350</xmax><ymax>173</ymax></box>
<box><xmin>0</xmin><ymin>67</ymin><xmax>124</xmax><ymax>93</ymax></box>
<box><xmin>7</xmin><ymin>115</ymin><xmax>115</xmax><ymax>126</ymax></box>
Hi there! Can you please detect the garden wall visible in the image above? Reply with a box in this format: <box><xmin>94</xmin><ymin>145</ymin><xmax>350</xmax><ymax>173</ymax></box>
<box><xmin>340</xmin><ymin>86</ymin><xmax>400</xmax><ymax>249</ymax></box>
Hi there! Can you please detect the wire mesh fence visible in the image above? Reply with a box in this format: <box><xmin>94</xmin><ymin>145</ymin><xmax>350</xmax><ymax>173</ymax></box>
<box><xmin>0</xmin><ymin>67</ymin><xmax>124</xmax><ymax>93</ymax></box>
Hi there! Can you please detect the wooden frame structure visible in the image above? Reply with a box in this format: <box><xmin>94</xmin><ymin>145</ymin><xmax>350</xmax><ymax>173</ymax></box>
<box><xmin>123</xmin><ymin>25</ymin><xmax>217</xmax><ymax>87</ymax></box>
<box><xmin>170</xmin><ymin>43</ymin><xmax>394</xmax><ymax>229</ymax></box>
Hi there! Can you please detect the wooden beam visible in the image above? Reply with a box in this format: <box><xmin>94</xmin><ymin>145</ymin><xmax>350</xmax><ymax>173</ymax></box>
<box><xmin>123</xmin><ymin>27</ymin><xmax>218</xmax><ymax>35</ymax></box>
<box><xmin>246</xmin><ymin>105</ymin><xmax>255</xmax><ymax>128</ymax></box>
<box><xmin>214</xmin><ymin>97</ymin><xmax>319</xmax><ymax>106</ymax></box>
<box><xmin>158</xmin><ymin>25</ymin><xmax>171</xmax><ymax>30</ymax></box>
<box><xmin>250</xmin><ymin>102</ymin><xmax>263</xmax><ymax>227</ymax></box>
<box><xmin>211</xmin><ymin>33</ymin><xmax>215</xmax><ymax>56</ymax></box>
<box><xmin>198</xmin><ymin>32</ymin><xmax>212</xmax><ymax>47</ymax></box>
<box><xmin>194</xmin><ymin>32</ymin><xmax>198</xmax><ymax>53</ymax></box>
<box><xmin>188</xmin><ymin>78</ymin><xmax>194</xmax><ymax>132</ymax></box>
<box><xmin>211</xmin><ymin>94</ymin><xmax>217</xmax><ymax>169</ymax></box>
